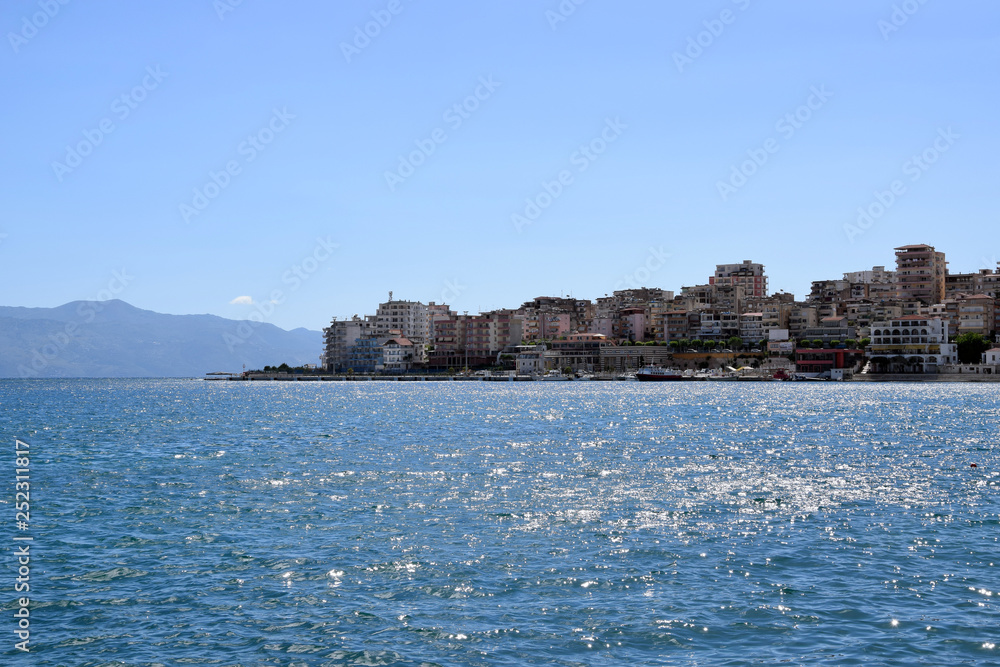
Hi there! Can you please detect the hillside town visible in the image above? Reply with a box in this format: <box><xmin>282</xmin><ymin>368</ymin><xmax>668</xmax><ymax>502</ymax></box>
<box><xmin>321</xmin><ymin>244</ymin><xmax>1000</xmax><ymax>379</ymax></box>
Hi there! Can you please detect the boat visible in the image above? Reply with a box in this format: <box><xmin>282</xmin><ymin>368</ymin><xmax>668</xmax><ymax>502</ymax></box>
<box><xmin>635</xmin><ymin>365</ymin><xmax>684</xmax><ymax>381</ymax></box>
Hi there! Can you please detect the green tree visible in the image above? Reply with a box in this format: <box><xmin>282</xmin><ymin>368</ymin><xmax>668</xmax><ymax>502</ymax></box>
<box><xmin>812</xmin><ymin>339</ymin><xmax>824</xmax><ymax>349</ymax></box>
<box><xmin>799</xmin><ymin>339</ymin><xmax>811</xmax><ymax>349</ymax></box>
<box><xmin>727</xmin><ymin>336</ymin><xmax>743</xmax><ymax>350</ymax></box>
<box><xmin>691</xmin><ymin>339</ymin><xmax>703</xmax><ymax>349</ymax></box>
<box><xmin>678</xmin><ymin>338</ymin><xmax>691</xmax><ymax>350</ymax></box>
<box><xmin>669</xmin><ymin>340</ymin><xmax>680</xmax><ymax>351</ymax></box>
<box><xmin>956</xmin><ymin>332</ymin><xmax>991</xmax><ymax>364</ymax></box>
<box><xmin>845</xmin><ymin>339</ymin><xmax>858</xmax><ymax>349</ymax></box>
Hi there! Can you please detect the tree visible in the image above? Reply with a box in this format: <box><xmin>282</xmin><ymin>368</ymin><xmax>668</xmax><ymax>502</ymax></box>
<box><xmin>845</xmin><ymin>339</ymin><xmax>858</xmax><ymax>349</ymax></box>
<box><xmin>799</xmin><ymin>339</ymin><xmax>811</xmax><ymax>349</ymax></box>
<box><xmin>678</xmin><ymin>338</ymin><xmax>691</xmax><ymax>350</ymax></box>
<box><xmin>830</xmin><ymin>340</ymin><xmax>841</xmax><ymax>348</ymax></box>
<box><xmin>278</xmin><ymin>363</ymin><xmax>291</xmax><ymax>372</ymax></box>
<box><xmin>956</xmin><ymin>332</ymin><xmax>991</xmax><ymax>364</ymax></box>
<box><xmin>812</xmin><ymin>339</ymin><xmax>824</xmax><ymax>349</ymax></box>
<box><xmin>669</xmin><ymin>340</ymin><xmax>680</xmax><ymax>351</ymax></box>
<box><xmin>859</xmin><ymin>338</ymin><xmax>871</xmax><ymax>349</ymax></box>
<box><xmin>727</xmin><ymin>336</ymin><xmax>743</xmax><ymax>350</ymax></box>
<box><xmin>691</xmin><ymin>339</ymin><xmax>703</xmax><ymax>349</ymax></box>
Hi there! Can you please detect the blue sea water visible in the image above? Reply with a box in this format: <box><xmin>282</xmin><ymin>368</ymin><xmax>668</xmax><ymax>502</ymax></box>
<box><xmin>1</xmin><ymin>379</ymin><xmax>999</xmax><ymax>666</ymax></box>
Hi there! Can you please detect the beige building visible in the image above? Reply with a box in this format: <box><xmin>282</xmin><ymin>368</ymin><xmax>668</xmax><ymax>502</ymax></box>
<box><xmin>895</xmin><ymin>244</ymin><xmax>947</xmax><ymax>304</ymax></box>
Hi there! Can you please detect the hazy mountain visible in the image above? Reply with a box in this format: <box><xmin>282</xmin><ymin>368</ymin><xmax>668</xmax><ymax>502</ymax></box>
<box><xmin>0</xmin><ymin>300</ymin><xmax>323</xmax><ymax>378</ymax></box>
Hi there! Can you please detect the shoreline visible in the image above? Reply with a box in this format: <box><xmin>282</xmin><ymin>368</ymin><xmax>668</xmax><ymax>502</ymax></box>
<box><xmin>208</xmin><ymin>373</ymin><xmax>1000</xmax><ymax>383</ymax></box>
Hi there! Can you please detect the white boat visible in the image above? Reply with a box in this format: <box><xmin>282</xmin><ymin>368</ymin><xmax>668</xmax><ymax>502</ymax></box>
<box><xmin>636</xmin><ymin>365</ymin><xmax>684</xmax><ymax>381</ymax></box>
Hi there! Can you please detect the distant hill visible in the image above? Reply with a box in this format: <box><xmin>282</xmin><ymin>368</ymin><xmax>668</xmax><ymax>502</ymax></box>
<box><xmin>0</xmin><ymin>300</ymin><xmax>323</xmax><ymax>378</ymax></box>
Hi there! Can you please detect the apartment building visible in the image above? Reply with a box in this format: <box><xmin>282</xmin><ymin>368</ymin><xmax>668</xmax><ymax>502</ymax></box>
<box><xmin>323</xmin><ymin>315</ymin><xmax>376</xmax><ymax>371</ymax></box>
<box><xmin>895</xmin><ymin>244</ymin><xmax>947</xmax><ymax>304</ymax></box>
<box><xmin>711</xmin><ymin>260</ymin><xmax>768</xmax><ymax>299</ymax></box>
<box><xmin>375</xmin><ymin>297</ymin><xmax>429</xmax><ymax>361</ymax></box>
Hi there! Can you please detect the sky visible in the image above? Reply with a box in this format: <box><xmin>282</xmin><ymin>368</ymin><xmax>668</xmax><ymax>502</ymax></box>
<box><xmin>2</xmin><ymin>0</ymin><xmax>998</xmax><ymax>331</ymax></box>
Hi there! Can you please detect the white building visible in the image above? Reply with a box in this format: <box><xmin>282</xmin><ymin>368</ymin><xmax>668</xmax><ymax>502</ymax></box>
<box><xmin>382</xmin><ymin>335</ymin><xmax>416</xmax><ymax>371</ymax></box>
<box><xmin>515</xmin><ymin>345</ymin><xmax>546</xmax><ymax>375</ymax></box>
<box><xmin>868</xmin><ymin>316</ymin><xmax>958</xmax><ymax>373</ymax></box>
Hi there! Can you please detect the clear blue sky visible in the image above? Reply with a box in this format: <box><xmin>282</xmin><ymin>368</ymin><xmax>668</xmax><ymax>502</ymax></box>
<box><xmin>2</xmin><ymin>0</ymin><xmax>998</xmax><ymax>330</ymax></box>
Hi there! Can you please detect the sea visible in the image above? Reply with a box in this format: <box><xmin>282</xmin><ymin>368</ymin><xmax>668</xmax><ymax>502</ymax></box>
<box><xmin>1</xmin><ymin>379</ymin><xmax>998</xmax><ymax>666</ymax></box>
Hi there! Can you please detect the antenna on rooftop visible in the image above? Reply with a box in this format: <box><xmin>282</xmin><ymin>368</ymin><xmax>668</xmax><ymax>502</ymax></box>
<box><xmin>388</xmin><ymin>290</ymin><xmax>393</xmax><ymax>302</ymax></box>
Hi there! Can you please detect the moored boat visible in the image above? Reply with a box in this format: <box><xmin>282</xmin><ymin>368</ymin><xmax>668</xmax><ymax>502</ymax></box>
<box><xmin>635</xmin><ymin>365</ymin><xmax>684</xmax><ymax>381</ymax></box>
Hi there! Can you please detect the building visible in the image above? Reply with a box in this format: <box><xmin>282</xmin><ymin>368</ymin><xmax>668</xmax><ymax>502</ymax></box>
<box><xmin>547</xmin><ymin>333</ymin><xmax>607</xmax><ymax>372</ymax></box>
<box><xmin>945</xmin><ymin>267</ymin><xmax>1000</xmax><ymax>299</ymax></box>
<box><xmin>867</xmin><ymin>316</ymin><xmax>958</xmax><ymax>373</ymax></box>
<box><xmin>808</xmin><ymin>279</ymin><xmax>851</xmax><ymax>306</ymax></box>
<box><xmin>381</xmin><ymin>334</ymin><xmax>415</xmax><ymax>371</ymax></box>
<box><xmin>956</xmin><ymin>294</ymin><xmax>996</xmax><ymax>338</ymax></box>
<box><xmin>739</xmin><ymin>312</ymin><xmax>765</xmax><ymax>344</ymax></box>
<box><xmin>346</xmin><ymin>335</ymin><xmax>384</xmax><ymax>373</ymax></box>
<box><xmin>800</xmin><ymin>316</ymin><xmax>857</xmax><ymax>346</ymax></box>
<box><xmin>376</xmin><ymin>296</ymin><xmax>429</xmax><ymax>362</ymax></box>
<box><xmin>711</xmin><ymin>260</ymin><xmax>768</xmax><ymax>299</ymax></box>
<box><xmin>323</xmin><ymin>315</ymin><xmax>376</xmax><ymax>371</ymax></box>
<box><xmin>787</xmin><ymin>305</ymin><xmax>819</xmax><ymax>340</ymax></box>
<box><xmin>895</xmin><ymin>244</ymin><xmax>947</xmax><ymax>304</ymax></box>
<box><xmin>795</xmin><ymin>348</ymin><xmax>865</xmax><ymax>376</ymax></box>
<box><xmin>844</xmin><ymin>266</ymin><xmax>896</xmax><ymax>285</ymax></box>
<box><xmin>599</xmin><ymin>343</ymin><xmax>675</xmax><ymax>372</ymax></box>
<box><xmin>514</xmin><ymin>345</ymin><xmax>546</xmax><ymax>375</ymax></box>
<box><xmin>664</xmin><ymin>310</ymin><xmax>702</xmax><ymax>342</ymax></box>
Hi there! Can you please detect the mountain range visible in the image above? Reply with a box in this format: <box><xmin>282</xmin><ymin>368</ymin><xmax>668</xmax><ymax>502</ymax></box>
<box><xmin>0</xmin><ymin>300</ymin><xmax>323</xmax><ymax>378</ymax></box>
